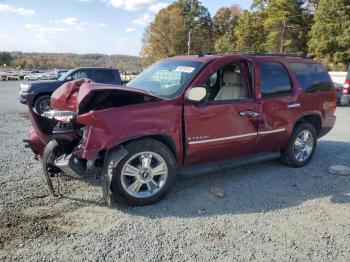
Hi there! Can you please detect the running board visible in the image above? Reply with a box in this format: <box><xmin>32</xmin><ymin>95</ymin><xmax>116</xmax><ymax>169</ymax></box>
<box><xmin>179</xmin><ymin>151</ymin><xmax>281</xmax><ymax>177</ymax></box>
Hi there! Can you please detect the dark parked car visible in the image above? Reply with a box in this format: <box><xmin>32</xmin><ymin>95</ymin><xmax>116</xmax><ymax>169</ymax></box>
<box><xmin>341</xmin><ymin>65</ymin><xmax>350</xmax><ymax>105</ymax></box>
<box><xmin>334</xmin><ymin>82</ymin><xmax>344</xmax><ymax>104</ymax></box>
<box><xmin>20</xmin><ymin>67</ymin><xmax>122</xmax><ymax>114</ymax></box>
<box><xmin>26</xmin><ymin>54</ymin><xmax>336</xmax><ymax>206</ymax></box>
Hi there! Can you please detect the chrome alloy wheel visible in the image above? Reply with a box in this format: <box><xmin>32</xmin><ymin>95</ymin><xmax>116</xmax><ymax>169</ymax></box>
<box><xmin>120</xmin><ymin>152</ymin><xmax>168</xmax><ymax>198</ymax></box>
<box><xmin>293</xmin><ymin>130</ymin><xmax>314</xmax><ymax>162</ymax></box>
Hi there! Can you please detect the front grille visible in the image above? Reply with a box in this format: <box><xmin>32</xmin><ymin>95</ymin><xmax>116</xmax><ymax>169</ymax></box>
<box><xmin>52</xmin><ymin>122</ymin><xmax>74</xmax><ymax>134</ymax></box>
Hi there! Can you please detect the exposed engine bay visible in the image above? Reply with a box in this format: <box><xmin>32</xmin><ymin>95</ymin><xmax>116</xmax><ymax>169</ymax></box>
<box><xmin>79</xmin><ymin>91</ymin><xmax>150</xmax><ymax>113</ymax></box>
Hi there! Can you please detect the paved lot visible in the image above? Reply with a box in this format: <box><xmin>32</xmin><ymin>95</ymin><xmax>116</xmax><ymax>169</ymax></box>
<box><xmin>1</xmin><ymin>81</ymin><xmax>350</xmax><ymax>261</ymax></box>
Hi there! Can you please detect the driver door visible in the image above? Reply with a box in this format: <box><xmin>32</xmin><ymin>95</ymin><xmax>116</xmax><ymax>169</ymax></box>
<box><xmin>184</xmin><ymin>59</ymin><xmax>261</xmax><ymax>165</ymax></box>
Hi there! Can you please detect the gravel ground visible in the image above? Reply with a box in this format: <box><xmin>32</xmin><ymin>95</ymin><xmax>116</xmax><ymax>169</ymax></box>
<box><xmin>1</xmin><ymin>81</ymin><xmax>350</xmax><ymax>261</ymax></box>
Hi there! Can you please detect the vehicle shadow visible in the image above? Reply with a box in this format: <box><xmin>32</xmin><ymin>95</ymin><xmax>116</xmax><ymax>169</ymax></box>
<box><xmin>117</xmin><ymin>140</ymin><xmax>350</xmax><ymax>218</ymax></box>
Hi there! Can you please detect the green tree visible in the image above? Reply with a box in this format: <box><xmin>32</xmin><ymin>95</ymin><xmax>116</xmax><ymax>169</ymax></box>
<box><xmin>214</xmin><ymin>33</ymin><xmax>236</xmax><ymax>53</ymax></box>
<box><xmin>171</xmin><ymin>0</ymin><xmax>214</xmax><ymax>55</ymax></box>
<box><xmin>252</xmin><ymin>0</ymin><xmax>310</xmax><ymax>53</ymax></box>
<box><xmin>140</xmin><ymin>7</ymin><xmax>187</xmax><ymax>64</ymax></box>
<box><xmin>0</xmin><ymin>52</ymin><xmax>12</xmax><ymax>67</ymax></box>
<box><xmin>141</xmin><ymin>0</ymin><xmax>214</xmax><ymax>63</ymax></box>
<box><xmin>235</xmin><ymin>11</ymin><xmax>267</xmax><ymax>52</ymax></box>
<box><xmin>309</xmin><ymin>0</ymin><xmax>350</xmax><ymax>70</ymax></box>
<box><xmin>213</xmin><ymin>5</ymin><xmax>242</xmax><ymax>52</ymax></box>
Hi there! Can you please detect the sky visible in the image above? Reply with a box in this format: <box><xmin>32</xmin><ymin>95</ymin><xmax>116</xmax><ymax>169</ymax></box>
<box><xmin>0</xmin><ymin>0</ymin><xmax>253</xmax><ymax>56</ymax></box>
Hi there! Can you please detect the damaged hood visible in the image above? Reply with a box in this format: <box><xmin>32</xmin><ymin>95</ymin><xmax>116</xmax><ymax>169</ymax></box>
<box><xmin>51</xmin><ymin>79</ymin><xmax>161</xmax><ymax>112</ymax></box>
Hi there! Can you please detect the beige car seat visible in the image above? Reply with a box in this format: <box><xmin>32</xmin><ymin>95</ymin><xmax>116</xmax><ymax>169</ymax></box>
<box><xmin>214</xmin><ymin>71</ymin><xmax>244</xmax><ymax>100</ymax></box>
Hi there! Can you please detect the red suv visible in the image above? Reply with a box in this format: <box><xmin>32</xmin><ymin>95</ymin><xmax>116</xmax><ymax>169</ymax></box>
<box><xmin>26</xmin><ymin>54</ymin><xmax>336</xmax><ymax>206</ymax></box>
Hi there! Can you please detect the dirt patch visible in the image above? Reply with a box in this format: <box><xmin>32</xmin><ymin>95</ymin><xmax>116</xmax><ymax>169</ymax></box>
<box><xmin>0</xmin><ymin>199</ymin><xmax>87</xmax><ymax>250</ymax></box>
<box><xmin>0</xmin><ymin>210</ymin><xmax>59</xmax><ymax>249</ymax></box>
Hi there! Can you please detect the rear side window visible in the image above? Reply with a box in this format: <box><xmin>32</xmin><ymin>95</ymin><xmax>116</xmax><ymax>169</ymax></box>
<box><xmin>260</xmin><ymin>62</ymin><xmax>292</xmax><ymax>97</ymax></box>
<box><xmin>90</xmin><ymin>70</ymin><xmax>118</xmax><ymax>84</ymax></box>
<box><xmin>290</xmin><ymin>63</ymin><xmax>332</xmax><ymax>93</ymax></box>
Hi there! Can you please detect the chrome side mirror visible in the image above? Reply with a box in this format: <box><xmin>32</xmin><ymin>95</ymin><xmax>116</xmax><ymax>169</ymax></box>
<box><xmin>186</xmin><ymin>87</ymin><xmax>207</xmax><ymax>102</ymax></box>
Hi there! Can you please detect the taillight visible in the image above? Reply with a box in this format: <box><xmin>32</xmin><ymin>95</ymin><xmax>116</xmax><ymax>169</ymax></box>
<box><xmin>343</xmin><ymin>80</ymin><xmax>350</xmax><ymax>95</ymax></box>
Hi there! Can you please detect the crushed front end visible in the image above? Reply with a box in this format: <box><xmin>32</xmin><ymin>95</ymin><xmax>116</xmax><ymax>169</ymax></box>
<box><xmin>26</xmin><ymin>78</ymin><xmax>161</xmax><ymax>198</ymax></box>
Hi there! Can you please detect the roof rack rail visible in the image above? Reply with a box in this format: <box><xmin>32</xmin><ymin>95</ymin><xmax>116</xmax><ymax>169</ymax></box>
<box><xmin>204</xmin><ymin>51</ymin><xmax>242</xmax><ymax>56</ymax></box>
<box><xmin>244</xmin><ymin>52</ymin><xmax>312</xmax><ymax>59</ymax></box>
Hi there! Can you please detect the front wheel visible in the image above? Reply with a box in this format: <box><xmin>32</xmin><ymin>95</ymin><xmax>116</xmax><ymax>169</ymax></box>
<box><xmin>281</xmin><ymin>123</ymin><xmax>317</xmax><ymax>168</ymax></box>
<box><xmin>34</xmin><ymin>95</ymin><xmax>52</xmax><ymax>115</ymax></box>
<box><xmin>109</xmin><ymin>139</ymin><xmax>177</xmax><ymax>206</ymax></box>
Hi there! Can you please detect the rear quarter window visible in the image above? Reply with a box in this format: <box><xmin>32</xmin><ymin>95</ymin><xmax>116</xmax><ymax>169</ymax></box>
<box><xmin>290</xmin><ymin>63</ymin><xmax>332</xmax><ymax>93</ymax></box>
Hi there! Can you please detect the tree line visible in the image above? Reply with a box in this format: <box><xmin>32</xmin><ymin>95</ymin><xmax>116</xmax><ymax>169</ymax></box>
<box><xmin>0</xmin><ymin>52</ymin><xmax>143</xmax><ymax>72</ymax></box>
<box><xmin>141</xmin><ymin>0</ymin><xmax>350</xmax><ymax>70</ymax></box>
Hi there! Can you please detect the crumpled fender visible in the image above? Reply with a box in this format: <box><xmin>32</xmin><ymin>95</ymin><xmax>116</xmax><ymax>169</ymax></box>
<box><xmin>101</xmin><ymin>145</ymin><xmax>128</xmax><ymax>206</ymax></box>
<box><xmin>28</xmin><ymin>104</ymin><xmax>50</xmax><ymax>145</ymax></box>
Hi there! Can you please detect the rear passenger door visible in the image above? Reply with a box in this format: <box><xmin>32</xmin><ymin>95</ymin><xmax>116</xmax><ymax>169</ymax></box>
<box><xmin>256</xmin><ymin>61</ymin><xmax>301</xmax><ymax>151</ymax></box>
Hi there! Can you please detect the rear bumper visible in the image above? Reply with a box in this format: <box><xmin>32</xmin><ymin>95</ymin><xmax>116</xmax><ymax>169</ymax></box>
<box><xmin>319</xmin><ymin>115</ymin><xmax>337</xmax><ymax>138</ymax></box>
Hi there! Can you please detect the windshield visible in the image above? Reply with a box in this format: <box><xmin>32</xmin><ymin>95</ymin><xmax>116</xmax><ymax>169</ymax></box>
<box><xmin>126</xmin><ymin>60</ymin><xmax>203</xmax><ymax>98</ymax></box>
<box><xmin>58</xmin><ymin>69</ymin><xmax>74</xmax><ymax>81</ymax></box>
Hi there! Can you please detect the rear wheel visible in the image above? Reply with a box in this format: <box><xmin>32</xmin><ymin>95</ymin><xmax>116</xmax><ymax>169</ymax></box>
<box><xmin>281</xmin><ymin>123</ymin><xmax>317</xmax><ymax>167</ymax></box>
<box><xmin>109</xmin><ymin>139</ymin><xmax>177</xmax><ymax>206</ymax></box>
<box><xmin>34</xmin><ymin>95</ymin><xmax>51</xmax><ymax>115</ymax></box>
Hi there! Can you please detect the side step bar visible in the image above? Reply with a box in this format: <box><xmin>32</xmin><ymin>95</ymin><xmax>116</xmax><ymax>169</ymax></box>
<box><xmin>179</xmin><ymin>151</ymin><xmax>281</xmax><ymax>177</ymax></box>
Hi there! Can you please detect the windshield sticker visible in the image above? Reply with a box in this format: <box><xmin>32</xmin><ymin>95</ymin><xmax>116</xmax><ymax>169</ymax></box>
<box><xmin>175</xmin><ymin>66</ymin><xmax>196</xmax><ymax>74</ymax></box>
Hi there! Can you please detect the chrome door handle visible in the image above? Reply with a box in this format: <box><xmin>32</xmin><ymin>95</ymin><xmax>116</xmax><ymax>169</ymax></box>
<box><xmin>240</xmin><ymin>111</ymin><xmax>260</xmax><ymax>117</ymax></box>
<box><xmin>287</xmin><ymin>102</ymin><xmax>301</xmax><ymax>108</ymax></box>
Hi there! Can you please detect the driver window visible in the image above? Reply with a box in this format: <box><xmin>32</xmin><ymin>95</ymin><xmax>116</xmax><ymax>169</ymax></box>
<box><xmin>206</xmin><ymin>63</ymin><xmax>248</xmax><ymax>101</ymax></box>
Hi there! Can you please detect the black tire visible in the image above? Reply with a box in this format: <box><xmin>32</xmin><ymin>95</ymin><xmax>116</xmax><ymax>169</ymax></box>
<box><xmin>281</xmin><ymin>122</ymin><xmax>317</xmax><ymax>168</ymax></box>
<box><xmin>109</xmin><ymin>139</ymin><xmax>177</xmax><ymax>206</ymax></box>
<box><xmin>34</xmin><ymin>95</ymin><xmax>51</xmax><ymax>115</ymax></box>
<box><xmin>42</xmin><ymin>140</ymin><xmax>63</xmax><ymax>196</ymax></box>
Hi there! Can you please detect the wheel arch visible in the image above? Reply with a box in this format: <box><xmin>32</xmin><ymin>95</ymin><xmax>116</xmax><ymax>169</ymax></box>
<box><xmin>293</xmin><ymin>113</ymin><xmax>322</xmax><ymax>137</ymax></box>
<box><xmin>105</xmin><ymin>134</ymin><xmax>179</xmax><ymax>162</ymax></box>
<box><xmin>32</xmin><ymin>92</ymin><xmax>52</xmax><ymax>107</ymax></box>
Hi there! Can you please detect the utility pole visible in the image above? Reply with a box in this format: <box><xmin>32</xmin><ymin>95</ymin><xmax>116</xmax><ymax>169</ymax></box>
<box><xmin>187</xmin><ymin>28</ymin><xmax>193</xmax><ymax>55</ymax></box>
<box><xmin>280</xmin><ymin>19</ymin><xmax>286</xmax><ymax>53</ymax></box>
<box><xmin>187</xmin><ymin>17</ymin><xmax>201</xmax><ymax>56</ymax></box>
